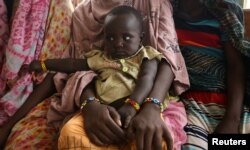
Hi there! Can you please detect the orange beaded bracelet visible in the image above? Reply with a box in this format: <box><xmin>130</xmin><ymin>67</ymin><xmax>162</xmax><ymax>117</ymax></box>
<box><xmin>125</xmin><ymin>98</ymin><xmax>140</xmax><ymax>111</ymax></box>
<box><xmin>40</xmin><ymin>60</ymin><xmax>48</xmax><ymax>72</ymax></box>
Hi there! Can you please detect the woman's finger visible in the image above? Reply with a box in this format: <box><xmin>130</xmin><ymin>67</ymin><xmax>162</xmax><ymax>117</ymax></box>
<box><xmin>153</xmin><ymin>130</ymin><xmax>163</xmax><ymax>150</ymax></box>
<box><xmin>163</xmin><ymin>126</ymin><xmax>173</xmax><ymax>150</ymax></box>
<box><xmin>84</xmin><ymin>104</ymin><xmax>125</xmax><ymax>145</ymax></box>
<box><xmin>87</xmin><ymin>131</ymin><xmax>106</xmax><ymax>146</ymax></box>
<box><xmin>91</xmin><ymin>128</ymin><xmax>113</xmax><ymax>145</ymax></box>
<box><xmin>124</xmin><ymin>115</ymin><xmax>132</xmax><ymax>128</ymax></box>
<box><xmin>100</xmin><ymin>123</ymin><xmax>124</xmax><ymax>144</ymax></box>
<box><xmin>144</xmin><ymin>126</ymin><xmax>154</xmax><ymax>150</ymax></box>
<box><xmin>106</xmin><ymin>106</ymin><xmax>127</xmax><ymax>142</ymax></box>
<box><xmin>135</xmin><ymin>124</ymin><xmax>145</xmax><ymax>150</ymax></box>
<box><xmin>108</xmin><ymin>106</ymin><xmax>122</xmax><ymax>126</ymax></box>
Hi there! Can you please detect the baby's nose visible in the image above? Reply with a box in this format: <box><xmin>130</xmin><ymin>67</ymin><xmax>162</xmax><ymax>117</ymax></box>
<box><xmin>115</xmin><ymin>39</ymin><xmax>124</xmax><ymax>47</ymax></box>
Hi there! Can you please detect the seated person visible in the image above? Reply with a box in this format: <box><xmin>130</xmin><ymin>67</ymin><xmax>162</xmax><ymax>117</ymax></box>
<box><xmin>29</xmin><ymin>6</ymin><xmax>187</xmax><ymax>150</ymax></box>
<box><xmin>172</xmin><ymin>0</ymin><xmax>250</xmax><ymax>149</ymax></box>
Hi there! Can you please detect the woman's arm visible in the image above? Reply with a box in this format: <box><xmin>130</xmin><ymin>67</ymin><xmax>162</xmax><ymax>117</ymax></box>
<box><xmin>128</xmin><ymin>60</ymin><xmax>174</xmax><ymax>150</ymax></box>
<box><xmin>29</xmin><ymin>58</ymin><xmax>89</xmax><ymax>73</ymax></box>
<box><xmin>214</xmin><ymin>42</ymin><xmax>245</xmax><ymax>133</ymax></box>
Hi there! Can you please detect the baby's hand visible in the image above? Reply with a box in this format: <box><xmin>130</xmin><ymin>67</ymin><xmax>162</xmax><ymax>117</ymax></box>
<box><xmin>118</xmin><ymin>104</ymin><xmax>137</xmax><ymax>128</ymax></box>
<box><xmin>29</xmin><ymin>60</ymin><xmax>42</xmax><ymax>73</ymax></box>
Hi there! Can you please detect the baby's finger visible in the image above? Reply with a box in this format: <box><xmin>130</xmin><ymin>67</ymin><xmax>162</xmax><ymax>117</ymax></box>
<box><xmin>124</xmin><ymin>115</ymin><xmax>132</xmax><ymax>128</ymax></box>
<box><xmin>108</xmin><ymin>106</ymin><xmax>122</xmax><ymax>126</ymax></box>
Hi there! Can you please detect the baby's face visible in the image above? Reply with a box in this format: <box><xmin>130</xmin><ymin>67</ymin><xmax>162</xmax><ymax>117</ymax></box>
<box><xmin>104</xmin><ymin>14</ymin><xmax>142</xmax><ymax>59</ymax></box>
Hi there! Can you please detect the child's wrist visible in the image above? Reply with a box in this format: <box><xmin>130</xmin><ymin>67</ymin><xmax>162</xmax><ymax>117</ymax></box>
<box><xmin>80</xmin><ymin>97</ymin><xmax>100</xmax><ymax>110</ymax></box>
<box><xmin>124</xmin><ymin>98</ymin><xmax>140</xmax><ymax>111</ymax></box>
<box><xmin>143</xmin><ymin>97</ymin><xmax>164</xmax><ymax>112</ymax></box>
<box><xmin>40</xmin><ymin>60</ymin><xmax>48</xmax><ymax>72</ymax></box>
<box><xmin>142</xmin><ymin>102</ymin><xmax>161</xmax><ymax>113</ymax></box>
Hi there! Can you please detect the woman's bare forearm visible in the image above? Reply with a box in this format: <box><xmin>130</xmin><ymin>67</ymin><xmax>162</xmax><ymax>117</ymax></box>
<box><xmin>224</xmin><ymin>43</ymin><xmax>245</xmax><ymax>121</ymax></box>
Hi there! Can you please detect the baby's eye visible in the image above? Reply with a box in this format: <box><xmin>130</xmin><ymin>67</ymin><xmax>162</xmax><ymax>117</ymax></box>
<box><xmin>124</xmin><ymin>35</ymin><xmax>131</xmax><ymax>41</ymax></box>
<box><xmin>106</xmin><ymin>36</ymin><xmax>114</xmax><ymax>41</ymax></box>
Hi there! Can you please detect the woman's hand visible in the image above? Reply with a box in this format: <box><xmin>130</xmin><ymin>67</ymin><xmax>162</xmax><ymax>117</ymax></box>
<box><xmin>82</xmin><ymin>101</ymin><xmax>127</xmax><ymax>146</ymax></box>
<box><xmin>127</xmin><ymin>103</ymin><xmax>173</xmax><ymax>150</ymax></box>
<box><xmin>214</xmin><ymin>116</ymin><xmax>240</xmax><ymax>134</ymax></box>
<box><xmin>118</xmin><ymin>104</ymin><xmax>137</xmax><ymax>128</ymax></box>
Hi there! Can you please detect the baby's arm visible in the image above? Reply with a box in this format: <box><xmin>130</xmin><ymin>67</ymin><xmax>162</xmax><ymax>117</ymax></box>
<box><xmin>129</xmin><ymin>58</ymin><xmax>159</xmax><ymax>102</ymax></box>
<box><xmin>29</xmin><ymin>58</ymin><xmax>89</xmax><ymax>73</ymax></box>
<box><xmin>118</xmin><ymin>58</ymin><xmax>158</xmax><ymax>128</ymax></box>
<box><xmin>214</xmin><ymin>42</ymin><xmax>245</xmax><ymax>133</ymax></box>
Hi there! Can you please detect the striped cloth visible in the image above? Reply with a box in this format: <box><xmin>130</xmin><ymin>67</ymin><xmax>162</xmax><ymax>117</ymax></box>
<box><xmin>174</xmin><ymin>11</ymin><xmax>250</xmax><ymax>150</ymax></box>
<box><xmin>175</xmin><ymin>14</ymin><xmax>227</xmax><ymax>92</ymax></box>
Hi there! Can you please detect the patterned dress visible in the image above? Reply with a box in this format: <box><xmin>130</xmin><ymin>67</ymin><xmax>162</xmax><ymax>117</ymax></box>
<box><xmin>174</xmin><ymin>10</ymin><xmax>250</xmax><ymax>150</ymax></box>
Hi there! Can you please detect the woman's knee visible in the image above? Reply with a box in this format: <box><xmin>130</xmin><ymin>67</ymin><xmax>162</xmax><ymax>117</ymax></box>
<box><xmin>59</xmin><ymin>113</ymin><xmax>85</xmax><ymax>137</ymax></box>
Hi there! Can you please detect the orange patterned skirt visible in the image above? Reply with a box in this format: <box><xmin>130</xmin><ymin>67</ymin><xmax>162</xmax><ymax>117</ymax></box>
<box><xmin>5</xmin><ymin>99</ymin><xmax>57</xmax><ymax>150</ymax></box>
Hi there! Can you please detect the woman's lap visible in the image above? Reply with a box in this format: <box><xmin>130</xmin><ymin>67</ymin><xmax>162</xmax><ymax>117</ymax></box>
<box><xmin>5</xmin><ymin>99</ymin><xmax>57</xmax><ymax>150</ymax></box>
<box><xmin>4</xmin><ymin>100</ymin><xmax>187</xmax><ymax>149</ymax></box>
<box><xmin>58</xmin><ymin>113</ymin><xmax>168</xmax><ymax>150</ymax></box>
<box><xmin>58</xmin><ymin>113</ymin><xmax>123</xmax><ymax>150</ymax></box>
<box><xmin>58</xmin><ymin>101</ymin><xmax>187</xmax><ymax>150</ymax></box>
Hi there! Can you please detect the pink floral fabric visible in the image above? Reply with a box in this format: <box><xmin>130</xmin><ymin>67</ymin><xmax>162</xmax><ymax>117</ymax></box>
<box><xmin>1</xmin><ymin>0</ymin><xmax>49</xmax><ymax>79</ymax></box>
<box><xmin>0</xmin><ymin>0</ymin><xmax>50</xmax><ymax>126</ymax></box>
